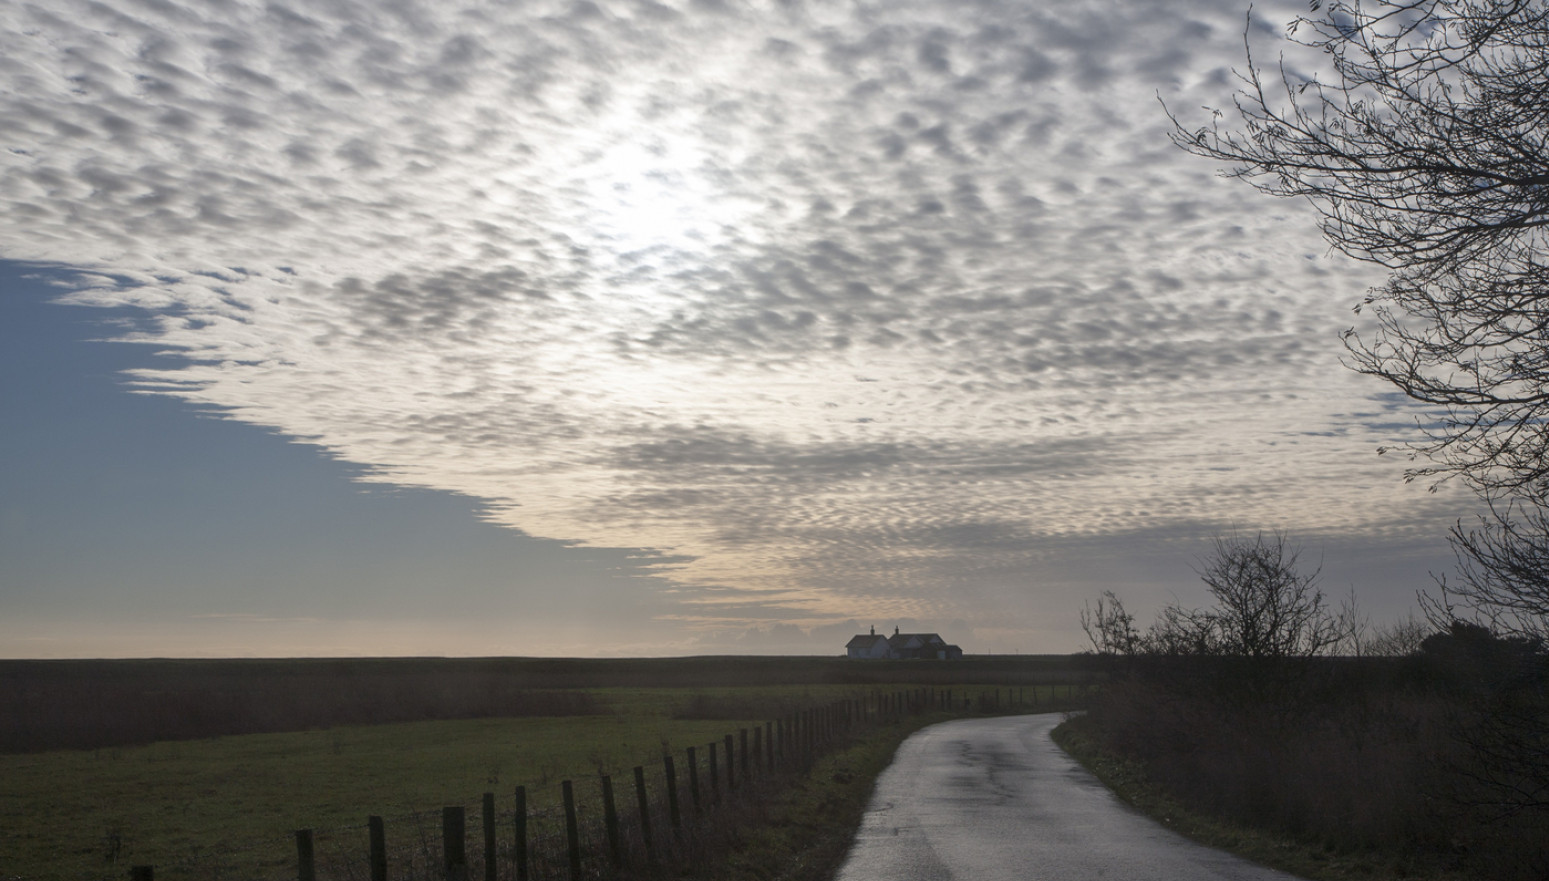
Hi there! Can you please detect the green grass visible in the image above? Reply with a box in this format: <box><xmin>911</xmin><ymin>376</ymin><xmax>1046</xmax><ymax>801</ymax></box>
<box><xmin>1</xmin><ymin>684</ymin><xmax>1056</xmax><ymax>881</ymax></box>
<box><xmin>0</xmin><ymin>679</ymin><xmax>1079</xmax><ymax>881</ymax></box>
<box><xmin>0</xmin><ymin>687</ymin><xmax>790</xmax><ymax>881</ymax></box>
<box><xmin>1051</xmin><ymin>715</ymin><xmax>1472</xmax><ymax>881</ymax></box>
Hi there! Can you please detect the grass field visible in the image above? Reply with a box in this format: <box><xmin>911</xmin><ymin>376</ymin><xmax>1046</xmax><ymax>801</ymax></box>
<box><xmin>0</xmin><ymin>685</ymin><xmax>828</xmax><ymax>880</ymax></box>
<box><xmin>0</xmin><ymin>655</ymin><xmax>1094</xmax><ymax>754</ymax></box>
<box><xmin>0</xmin><ymin>657</ymin><xmax>1095</xmax><ymax>881</ymax></box>
<box><xmin>1</xmin><ymin>679</ymin><xmax>1081</xmax><ymax>881</ymax></box>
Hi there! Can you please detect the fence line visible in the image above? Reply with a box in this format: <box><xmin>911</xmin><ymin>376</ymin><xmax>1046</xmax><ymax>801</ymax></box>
<box><xmin>125</xmin><ymin>684</ymin><xmax>1090</xmax><ymax>881</ymax></box>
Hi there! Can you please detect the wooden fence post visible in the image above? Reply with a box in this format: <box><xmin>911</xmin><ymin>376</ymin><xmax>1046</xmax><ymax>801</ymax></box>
<box><xmin>724</xmin><ymin>733</ymin><xmax>736</xmax><ymax>791</ymax></box>
<box><xmin>740</xmin><ymin>728</ymin><xmax>750</xmax><ymax>779</ymax></box>
<box><xmin>296</xmin><ymin>829</ymin><xmax>315</xmax><ymax>881</ymax></box>
<box><xmin>686</xmin><ymin>746</ymin><xmax>701</xmax><ymax>814</ymax></box>
<box><xmin>443</xmin><ymin>806</ymin><xmax>467</xmax><ymax>881</ymax></box>
<box><xmin>562</xmin><ymin>781</ymin><xmax>582</xmax><ymax>881</ymax></box>
<box><xmin>751</xmin><ymin>726</ymin><xmax>761</xmax><ymax>780</ymax></box>
<box><xmin>765</xmin><ymin>721</ymin><xmax>774</xmax><ymax>771</ymax></box>
<box><xmin>601</xmin><ymin>774</ymin><xmax>622</xmax><ymax>868</ymax></box>
<box><xmin>663</xmin><ymin>754</ymin><xmax>682</xmax><ymax>832</ymax></box>
<box><xmin>369</xmin><ymin>815</ymin><xmax>387</xmax><ymax>881</ymax></box>
<box><xmin>130</xmin><ymin>868</ymin><xmax>153</xmax><ymax>881</ymax></box>
<box><xmin>482</xmin><ymin>793</ymin><xmax>496</xmax><ymax>881</ymax></box>
<box><xmin>633</xmin><ymin>765</ymin><xmax>655</xmax><ymax>864</ymax></box>
<box><xmin>514</xmin><ymin>787</ymin><xmax>529</xmax><ymax>881</ymax></box>
<box><xmin>708</xmin><ymin>741</ymin><xmax>720</xmax><ymax>799</ymax></box>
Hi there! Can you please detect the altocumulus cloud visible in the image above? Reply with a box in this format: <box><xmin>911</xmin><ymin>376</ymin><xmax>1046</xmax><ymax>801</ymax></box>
<box><xmin>0</xmin><ymin>0</ymin><xmax>1464</xmax><ymax>641</ymax></box>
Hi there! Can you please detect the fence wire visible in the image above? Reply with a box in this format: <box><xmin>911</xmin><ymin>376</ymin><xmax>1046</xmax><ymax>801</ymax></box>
<box><xmin>97</xmin><ymin>686</ymin><xmax>1083</xmax><ymax>881</ymax></box>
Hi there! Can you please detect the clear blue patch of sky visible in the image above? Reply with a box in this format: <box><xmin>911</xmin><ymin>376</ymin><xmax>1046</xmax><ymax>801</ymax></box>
<box><xmin>0</xmin><ymin>260</ymin><xmax>672</xmax><ymax>646</ymax></box>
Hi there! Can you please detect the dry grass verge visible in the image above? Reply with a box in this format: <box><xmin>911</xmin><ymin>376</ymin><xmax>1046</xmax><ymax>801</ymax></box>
<box><xmin>1052</xmin><ymin>714</ymin><xmax>1474</xmax><ymax>881</ymax></box>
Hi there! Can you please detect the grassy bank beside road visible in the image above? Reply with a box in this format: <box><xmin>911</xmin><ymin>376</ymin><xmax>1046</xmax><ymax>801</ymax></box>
<box><xmin>1052</xmin><ymin>655</ymin><xmax>1549</xmax><ymax>881</ymax></box>
<box><xmin>1052</xmin><ymin>715</ymin><xmax>1472</xmax><ymax>881</ymax></box>
<box><xmin>683</xmin><ymin>710</ymin><xmax>958</xmax><ymax>881</ymax></box>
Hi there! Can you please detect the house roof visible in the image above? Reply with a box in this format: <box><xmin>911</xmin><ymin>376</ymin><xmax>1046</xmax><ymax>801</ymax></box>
<box><xmin>887</xmin><ymin>632</ymin><xmax>945</xmax><ymax>648</ymax></box>
<box><xmin>846</xmin><ymin>634</ymin><xmax>890</xmax><ymax>649</ymax></box>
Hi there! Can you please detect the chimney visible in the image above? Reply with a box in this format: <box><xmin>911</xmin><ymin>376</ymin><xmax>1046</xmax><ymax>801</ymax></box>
<box><xmin>869</xmin><ymin>625</ymin><xmax>874</xmax><ymax>636</ymax></box>
<box><xmin>894</xmin><ymin>626</ymin><xmax>899</xmax><ymax>636</ymax></box>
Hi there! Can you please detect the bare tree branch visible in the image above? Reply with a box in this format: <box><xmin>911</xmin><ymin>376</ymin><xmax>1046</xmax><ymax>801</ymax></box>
<box><xmin>1169</xmin><ymin>0</ymin><xmax>1549</xmax><ymax>493</ymax></box>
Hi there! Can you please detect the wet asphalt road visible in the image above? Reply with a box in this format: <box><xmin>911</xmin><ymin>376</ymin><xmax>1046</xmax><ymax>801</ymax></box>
<box><xmin>834</xmin><ymin>714</ymin><xmax>1305</xmax><ymax>881</ymax></box>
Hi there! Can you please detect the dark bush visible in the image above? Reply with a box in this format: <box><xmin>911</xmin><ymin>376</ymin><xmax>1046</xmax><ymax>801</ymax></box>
<box><xmin>1082</xmin><ymin>650</ymin><xmax>1549</xmax><ymax>878</ymax></box>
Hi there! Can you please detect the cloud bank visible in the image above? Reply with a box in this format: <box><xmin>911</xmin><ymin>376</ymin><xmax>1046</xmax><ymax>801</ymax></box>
<box><xmin>0</xmin><ymin>0</ymin><xmax>1463</xmax><ymax>643</ymax></box>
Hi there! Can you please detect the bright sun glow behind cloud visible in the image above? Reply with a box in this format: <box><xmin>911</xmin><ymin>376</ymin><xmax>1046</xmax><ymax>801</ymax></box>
<box><xmin>580</xmin><ymin>132</ymin><xmax>738</xmax><ymax>255</ymax></box>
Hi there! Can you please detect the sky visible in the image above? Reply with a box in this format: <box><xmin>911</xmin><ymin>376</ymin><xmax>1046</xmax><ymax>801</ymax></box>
<box><xmin>0</xmin><ymin>0</ymin><xmax>1476</xmax><ymax>658</ymax></box>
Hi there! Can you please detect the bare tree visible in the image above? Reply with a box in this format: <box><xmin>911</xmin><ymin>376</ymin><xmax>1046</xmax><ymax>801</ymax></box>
<box><xmin>1438</xmin><ymin>494</ymin><xmax>1549</xmax><ymax>643</ymax></box>
<box><xmin>1366</xmin><ymin>612</ymin><xmax>1434</xmax><ymax>655</ymax></box>
<box><xmin>1331</xmin><ymin>587</ymin><xmax>1375</xmax><ymax>656</ymax></box>
<box><xmin>1080</xmin><ymin>590</ymin><xmax>1142</xmax><ymax>656</ymax></box>
<box><xmin>1196</xmin><ymin>531</ymin><xmax>1340</xmax><ymax>658</ymax></box>
<box><xmin>1170</xmin><ymin>0</ymin><xmax>1549</xmax><ymax>494</ymax></box>
<box><xmin>1143</xmin><ymin>603</ymin><xmax>1224</xmax><ymax>657</ymax></box>
<box><xmin>1080</xmin><ymin>533</ymin><xmax>1341</xmax><ymax>659</ymax></box>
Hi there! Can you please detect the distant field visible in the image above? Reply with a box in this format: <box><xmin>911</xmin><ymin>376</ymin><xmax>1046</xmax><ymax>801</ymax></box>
<box><xmin>0</xmin><ymin>660</ymin><xmax>1093</xmax><ymax>881</ymax></box>
<box><xmin>0</xmin><ymin>655</ymin><xmax>1092</xmax><ymax>752</ymax></box>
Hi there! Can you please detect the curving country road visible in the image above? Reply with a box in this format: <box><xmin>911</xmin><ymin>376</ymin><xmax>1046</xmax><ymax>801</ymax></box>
<box><xmin>835</xmin><ymin>714</ymin><xmax>1305</xmax><ymax>881</ymax></box>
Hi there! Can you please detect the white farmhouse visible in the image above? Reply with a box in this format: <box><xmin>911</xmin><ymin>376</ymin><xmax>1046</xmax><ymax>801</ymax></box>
<box><xmin>846</xmin><ymin>626</ymin><xmax>963</xmax><ymax>660</ymax></box>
